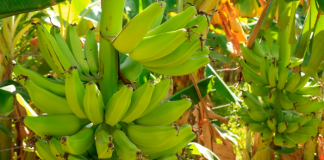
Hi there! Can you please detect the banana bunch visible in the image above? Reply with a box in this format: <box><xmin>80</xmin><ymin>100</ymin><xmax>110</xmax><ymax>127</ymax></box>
<box><xmin>112</xmin><ymin>1</ymin><xmax>210</xmax><ymax>76</ymax></box>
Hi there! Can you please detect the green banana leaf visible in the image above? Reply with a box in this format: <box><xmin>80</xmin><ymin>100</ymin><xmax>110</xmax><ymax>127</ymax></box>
<box><xmin>0</xmin><ymin>0</ymin><xmax>66</xmax><ymax>19</ymax></box>
<box><xmin>166</xmin><ymin>76</ymin><xmax>213</xmax><ymax>105</ymax></box>
<box><xmin>187</xmin><ymin>142</ymin><xmax>220</xmax><ymax>160</ymax></box>
<box><xmin>0</xmin><ymin>85</ymin><xmax>14</xmax><ymax>116</ymax></box>
<box><xmin>205</xmin><ymin>64</ymin><xmax>241</xmax><ymax>106</ymax></box>
<box><xmin>317</xmin><ymin>0</ymin><xmax>324</xmax><ymax>13</ymax></box>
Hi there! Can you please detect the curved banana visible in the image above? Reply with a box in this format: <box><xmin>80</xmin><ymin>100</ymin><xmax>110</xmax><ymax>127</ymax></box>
<box><xmin>12</xmin><ymin>62</ymin><xmax>65</xmax><ymax>97</ymax></box>
<box><xmin>135</xmin><ymin>98</ymin><xmax>192</xmax><ymax>126</ymax></box>
<box><xmin>240</xmin><ymin>43</ymin><xmax>262</xmax><ymax>67</ymax></box>
<box><xmin>150</xmin><ymin>1</ymin><xmax>167</xmax><ymax>30</ymax></box>
<box><xmin>267</xmin><ymin>117</ymin><xmax>277</xmax><ymax>132</ymax></box>
<box><xmin>113</xmin><ymin>2</ymin><xmax>164</xmax><ymax>53</ymax></box>
<box><xmin>282</xmin><ymin>133</ymin><xmax>297</xmax><ymax>148</ymax></box>
<box><xmin>139</xmin><ymin>78</ymin><xmax>171</xmax><ymax>118</ymax></box>
<box><xmin>279</xmin><ymin>91</ymin><xmax>294</xmax><ymax>110</ymax></box>
<box><xmin>84</xmin><ymin>28</ymin><xmax>99</xmax><ymax>76</ymax></box>
<box><xmin>248</xmin><ymin>123</ymin><xmax>267</xmax><ymax>132</ymax></box>
<box><xmin>141</xmin><ymin>40</ymin><xmax>200</xmax><ymax>68</ymax></box>
<box><xmin>84</xmin><ymin>82</ymin><xmax>105</xmax><ymax>125</ymax></box>
<box><xmin>20</xmin><ymin>77</ymin><xmax>73</xmax><ymax>115</ymax></box>
<box><xmin>137</xmin><ymin>124</ymin><xmax>192</xmax><ymax>154</ymax></box>
<box><xmin>294</xmin><ymin>85</ymin><xmax>321</xmax><ymax>96</ymax></box>
<box><xmin>268</xmin><ymin>60</ymin><xmax>278</xmax><ymax>87</ymax></box>
<box><xmin>295</xmin><ymin>126</ymin><xmax>318</xmax><ymax>137</ymax></box>
<box><xmin>285</xmin><ymin>123</ymin><xmax>300</xmax><ymax>133</ymax></box>
<box><xmin>24</xmin><ymin>115</ymin><xmax>90</xmax><ymax>137</ymax></box>
<box><xmin>113</xmin><ymin>129</ymin><xmax>141</xmax><ymax>160</ymax></box>
<box><xmin>121</xmin><ymin>81</ymin><xmax>154</xmax><ymax>123</ymax></box>
<box><xmin>259</xmin><ymin>57</ymin><xmax>270</xmax><ymax>84</ymax></box>
<box><xmin>126</xmin><ymin>124</ymin><xmax>178</xmax><ymax>147</ymax></box>
<box><xmin>296</xmin><ymin>101</ymin><xmax>324</xmax><ymax>113</ymax></box>
<box><xmin>239</xmin><ymin>59</ymin><xmax>264</xmax><ymax>86</ymax></box>
<box><xmin>95</xmin><ymin>124</ymin><xmax>114</xmax><ymax>159</ymax></box>
<box><xmin>35</xmin><ymin>139</ymin><xmax>57</xmax><ymax>160</ymax></box>
<box><xmin>277</xmin><ymin>66</ymin><xmax>289</xmax><ymax>90</ymax></box>
<box><xmin>49</xmin><ymin>137</ymin><xmax>65</xmax><ymax>158</ymax></box>
<box><xmin>252</xmin><ymin>40</ymin><xmax>266</xmax><ymax>58</ymax></box>
<box><xmin>284</xmin><ymin>71</ymin><xmax>301</xmax><ymax>92</ymax></box>
<box><xmin>277</xmin><ymin>122</ymin><xmax>288</xmax><ymax>133</ymax></box>
<box><xmin>192</xmin><ymin>46</ymin><xmax>210</xmax><ymax>58</ymax></box>
<box><xmin>287</xmin><ymin>92</ymin><xmax>311</xmax><ymax>105</ymax></box>
<box><xmin>274</xmin><ymin>133</ymin><xmax>284</xmax><ymax>146</ymax></box>
<box><xmin>250</xmin><ymin>83</ymin><xmax>271</xmax><ymax>96</ymax></box>
<box><xmin>65</xmin><ymin>68</ymin><xmax>87</xmax><ymax>119</ymax></box>
<box><xmin>105</xmin><ymin>84</ymin><xmax>133</xmax><ymax>126</ymax></box>
<box><xmin>261</xmin><ymin>128</ymin><xmax>273</xmax><ymax>142</ymax></box>
<box><xmin>120</xmin><ymin>56</ymin><xmax>143</xmax><ymax>82</ymax></box>
<box><xmin>146</xmin><ymin>6</ymin><xmax>197</xmax><ymax>36</ymax></box>
<box><xmin>248</xmin><ymin>109</ymin><xmax>270</xmax><ymax>122</ymax></box>
<box><xmin>293</xmin><ymin>75</ymin><xmax>310</xmax><ymax>91</ymax></box>
<box><xmin>157</xmin><ymin>155</ymin><xmax>178</xmax><ymax>160</ymax></box>
<box><xmin>286</xmin><ymin>132</ymin><xmax>311</xmax><ymax>144</ymax></box>
<box><xmin>61</xmin><ymin>126</ymin><xmax>95</xmax><ymax>155</ymax></box>
<box><xmin>66</xmin><ymin>24</ymin><xmax>91</xmax><ymax>76</ymax></box>
<box><xmin>129</xmin><ymin>29</ymin><xmax>188</xmax><ymax>62</ymax></box>
<box><xmin>147</xmin><ymin>56</ymin><xmax>209</xmax><ymax>76</ymax></box>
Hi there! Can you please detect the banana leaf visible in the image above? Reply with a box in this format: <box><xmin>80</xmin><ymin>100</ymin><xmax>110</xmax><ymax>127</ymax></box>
<box><xmin>0</xmin><ymin>86</ymin><xmax>14</xmax><ymax>116</ymax></box>
<box><xmin>205</xmin><ymin>64</ymin><xmax>241</xmax><ymax>106</ymax></box>
<box><xmin>0</xmin><ymin>0</ymin><xmax>66</xmax><ymax>19</ymax></box>
<box><xmin>166</xmin><ymin>76</ymin><xmax>213</xmax><ymax>105</ymax></box>
<box><xmin>187</xmin><ymin>142</ymin><xmax>220</xmax><ymax>160</ymax></box>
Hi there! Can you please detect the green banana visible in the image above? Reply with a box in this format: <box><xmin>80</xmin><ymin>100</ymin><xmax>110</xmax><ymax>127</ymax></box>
<box><xmin>66</xmin><ymin>24</ymin><xmax>91</xmax><ymax>76</ymax></box>
<box><xmin>150</xmin><ymin>1</ymin><xmax>166</xmax><ymax>30</ymax></box>
<box><xmin>295</xmin><ymin>100</ymin><xmax>317</xmax><ymax>113</ymax></box>
<box><xmin>35</xmin><ymin>139</ymin><xmax>57</xmax><ymax>160</ymax></box>
<box><xmin>277</xmin><ymin>66</ymin><xmax>289</xmax><ymax>90</ymax></box>
<box><xmin>267</xmin><ymin>117</ymin><xmax>277</xmax><ymax>132</ymax></box>
<box><xmin>268</xmin><ymin>60</ymin><xmax>278</xmax><ymax>87</ymax></box>
<box><xmin>296</xmin><ymin>101</ymin><xmax>324</xmax><ymax>113</ymax></box>
<box><xmin>259</xmin><ymin>57</ymin><xmax>270</xmax><ymax>84</ymax></box>
<box><xmin>282</xmin><ymin>133</ymin><xmax>297</xmax><ymax>148</ymax></box>
<box><xmin>157</xmin><ymin>155</ymin><xmax>178</xmax><ymax>160</ymax></box>
<box><xmin>192</xmin><ymin>46</ymin><xmax>210</xmax><ymax>58</ymax></box>
<box><xmin>121</xmin><ymin>81</ymin><xmax>155</xmax><ymax>123</ymax></box>
<box><xmin>239</xmin><ymin>59</ymin><xmax>264</xmax><ymax>86</ymax></box>
<box><xmin>113</xmin><ymin>2</ymin><xmax>163</xmax><ymax>53</ymax></box>
<box><xmin>12</xmin><ymin>62</ymin><xmax>65</xmax><ymax>97</ymax></box>
<box><xmin>19</xmin><ymin>77</ymin><xmax>73</xmax><ymax>115</ymax></box>
<box><xmin>303</xmin><ymin>118</ymin><xmax>321</xmax><ymax>126</ymax></box>
<box><xmin>261</xmin><ymin>128</ymin><xmax>273</xmax><ymax>142</ymax></box>
<box><xmin>284</xmin><ymin>71</ymin><xmax>301</xmax><ymax>92</ymax></box>
<box><xmin>286</xmin><ymin>132</ymin><xmax>311</xmax><ymax>144</ymax></box>
<box><xmin>248</xmin><ymin>123</ymin><xmax>267</xmax><ymax>132</ymax></box>
<box><xmin>49</xmin><ymin>26</ymin><xmax>83</xmax><ymax>77</ymax></box>
<box><xmin>287</xmin><ymin>92</ymin><xmax>311</xmax><ymax>105</ymax></box>
<box><xmin>126</xmin><ymin>124</ymin><xmax>178</xmax><ymax>147</ymax></box>
<box><xmin>24</xmin><ymin>115</ymin><xmax>89</xmax><ymax>137</ymax></box>
<box><xmin>146</xmin><ymin>132</ymin><xmax>196</xmax><ymax>159</ymax></box>
<box><xmin>248</xmin><ymin>109</ymin><xmax>270</xmax><ymax>122</ymax></box>
<box><xmin>129</xmin><ymin>29</ymin><xmax>188</xmax><ymax>62</ymax></box>
<box><xmin>146</xmin><ymin>6</ymin><xmax>197</xmax><ymax>36</ymax></box>
<box><xmin>66</xmin><ymin>154</ymin><xmax>88</xmax><ymax>160</ymax></box>
<box><xmin>135</xmin><ymin>98</ymin><xmax>192</xmax><ymax>126</ymax></box>
<box><xmin>293</xmin><ymin>75</ymin><xmax>310</xmax><ymax>91</ymax></box>
<box><xmin>84</xmin><ymin>28</ymin><xmax>99</xmax><ymax>76</ymax></box>
<box><xmin>139</xmin><ymin>78</ymin><xmax>171</xmax><ymax>118</ymax></box>
<box><xmin>141</xmin><ymin>40</ymin><xmax>200</xmax><ymax>68</ymax></box>
<box><xmin>285</xmin><ymin>123</ymin><xmax>300</xmax><ymax>133</ymax></box>
<box><xmin>277</xmin><ymin>122</ymin><xmax>288</xmax><ymax>133</ymax></box>
<box><xmin>250</xmin><ymin>83</ymin><xmax>271</xmax><ymax>96</ymax></box>
<box><xmin>65</xmin><ymin>68</ymin><xmax>87</xmax><ymax>119</ymax></box>
<box><xmin>95</xmin><ymin>124</ymin><xmax>114</xmax><ymax>159</ymax></box>
<box><xmin>147</xmin><ymin>56</ymin><xmax>209</xmax><ymax>76</ymax></box>
<box><xmin>295</xmin><ymin>126</ymin><xmax>318</xmax><ymax>137</ymax></box>
<box><xmin>279</xmin><ymin>91</ymin><xmax>295</xmax><ymax>110</ymax></box>
<box><xmin>252</xmin><ymin>40</ymin><xmax>266</xmax><ymax>58</ymax></box>
<box><xmin>282</xmin><ymin>112</ymin><xmax>293</xmax><ymax>122</ymax></box>
<box><xmin>120</xmin><ymin>56</ymin><xmax>143</xmax><ymax>82</ymax></box>
<box><xmin>84</xmin><ymin>82</ymin><xmax>105</xmax><ymax>125</ymax></box>
<box><xmin>137</xmin><ymin>124</ymin><xmax>192</xmax><ymax>154</ymax></box>
<box><xmin>113</xmin><ymin>129</ymin><xmax>141</xmax><ymax>160</ymax></box>
<box><xmin>49</xmin><ymin>137</ymin><xmax>65</xmax><ymax>159</ymax></box>
<box><xmin>61</xmin><ymin>126</ymin><xmax>95</xmax><ymax>155</ymax></box>
<box><xmin>294</xmin><ymin>85</ymin><xmax>321</xmax><ymax>96</ymax></box>
<box><xmin>274</xmin><ymin>133</ymin><xmax>284</xmax><ymax>146</ymax></box>
<box><xmin>240</xmin><ymin>43</ymin><xmax>262</xmax><ymax>67</ymax></box>
<box><xmin>105</xmin><ymin>84</ymin><xmax>133</xmax><ymax>126</ymax></box>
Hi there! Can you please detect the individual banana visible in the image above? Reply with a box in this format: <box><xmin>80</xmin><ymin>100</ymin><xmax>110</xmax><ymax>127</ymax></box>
<box><xmin>146</xmin><ymin>131</ymin><xmax>196</xmax><ymax>159</ymax></box>
<box><xmin>284</xmin><ymin>71</ymin><xmax>301</xmax><ymax>92</ymax></box>
<box><xmin>239</xmin><ymin>59</ymin><xmax>264</xmax><ymax>86</ymax></box>
<box><xmin>120</xmin><ymin>56</ymin><xmax>143</xmax><ymax>82</ymax></box>
<box><xmin>274</xmin><ymin>133</ymin><xmax>284</xmax><ymax>146</ymax></box>
<box><xmin>139</xmin><ymin>78</ymin><xmax>171</xmax><ymax>118</ymax></box>
<box><xmin>150</xmin><ymin>1</ymin><xmax>166</xmax><ymax>29</ymax></box>
<box><xmin>259</xmin><ymin>57</ymin><xmax>270</xmax><ymax>84</ymax></box>
<box><xmin>282</xmin><ymin>133</ymin><xmax>297</xmax><ymax>148</ymax></box>
<box><xmin>146</xmin><ymin>6</ymin><xmax>197</xmax><ymax>36</ymax></box>
<box><xmin>24</xmin><ymin>115</ymin><xmax>90</xmax><ymax>137</ymax></box>
<box><xmin>285</xmin><ymin>123</ymin><xmax>300</xmax><ymax>133</ymax></box>
<box><xmin>252</xmin><ymin>40</ymin><xmax>266</xmax><ymax>58</ymax></box>
<box><xmin>268</xmin><ymin>60</ymin><xmax>278</xmax><ymax>87</ymax></box>
<box><xmin>50</xmin><ymin>25</ymin><xmax>83</xmax><ymax>77</ymax></box>
<box><xmin>294</xmin><ymin>85</ymin><xmax>321</xmax><ymax>96</ymax></box>
<box><xmin>286</xmin><ymin>132</ymin><xmax>311</xmax><ymax>144</ymax></box>
<box><xmin>66</xmin><ymin>24</ymin><xmax>91</xmax><ymax>76</ymax></box>
<box><xmin>295</xmin><ymin>126</ymin><xmax>318</xmax><ymax>137</ymax></box>
<box><xmin>65</xmin><ymin>68</ymin><xmax>87</xmax><ymax>119</ymax></box>
<box><xmin>303</xmin><ymin>118</ymin><xmax>321</xmax><ymax>126</ymax></box>
<box><xmin>279</xmin><ymin>91</ymin><xmax>295</xmax><ymax>110</ymax></box>
<box><xmin>248</xmin><ymin>109</ymin><xmax>270</xmax><ymax>122</ymax></box>
<box><xmin>248</xmin><ymin>123</ymin><xmax>267</xmax><ymax>132</ymax></box>
<box><xmin>250</xmin><ymin>83</ymin><xmax>271</xmax><ymax>96</ymax></box>
<box><xmin>113</xmin><ymin>2</ymin><xmax>163</xmax><ymax>53</ymax></box>
<box><xmin>140</xmin><ymin>40</ymin><xmax>200</xmax><ymax>68</ymax></box>
<box><xmin>267</xmin><ymin>117</ymin><xmax>277</xmax><ymax>132</ymax></box>
<box><xmin>147</xmin><ymin>56</ymin><xmax>209</xmax><ymax>76</ymax></box>
<box><xmin>61</xmin><ymin>126</ymin><xmax>95</xmax><ymax>155</ymax></box>
<box><xmin>66</xmin><ymin>154</ymin><xmax>88</xmax><ymax>160</ymax></box>
<box><xmin>277</xmin><ymin>65</ymin><xmax>289</xmax><ymax>90</ymax></box>
<box><xmin>135</xmin><ymin>98</ymin><xmax>192</xmax><ymax>126</ymax></box>
<box><xmin>192</xmin><ymin>46</ymin><xmax>210</xmax><ymax>58</ymax></box>
<box><xmin>240</xmin><ymin>43</ymin><xmax>262</xmax><ymax>67</ymax></box>
<box><xmin>287</xmin><ymin>92</ymin><xmax>311</xmax><ymax>105</ymax></box>
<box><xmin>49</xmin><ymin>137</ymin><xmax>65</xmax><ymax>159</ymax></box>
<box><xmin>137</xmin><ymin>124</ymin><xmax>192</xmax><ymax>155</ymax></box>
<box><xmin>95</xmin><ymin>124</ymin><xmax>114</xmax><ymax>159</ymax></box>
<box><xmin>126</xmin><ymin>124</ymin><xmax>178</xmax><ymax>147</ymax></box>
<box><xmin>19</xmin><ymin>76</ymin><xmax>73</xmax><ymax>115</ymax></box>
<box><xmin>129</xmin><ymin>29</ymin><xmax>188</xmax><ymax>62</ymax></box>
<box><xmin>105</xmin><ymin>84</ymin><xmax>133</xmax><ymax>126</ymax></box>
<box><xmin>83</xmin><ymin>82</ymin><xmax>105</xmax><ymax>125</ymax></box>
<box><xmin>296</xmin><ymin>101</ymin><xmax>324</xmax><ymax>113</ymax></box>
<box><xmin>121</xmin><ymin>81</ymin><xmax>154</xmax><ymax>123</ymax></box>
<box><xmin>277</xmin><ymin>122</ymin><xmax>288</xmax><ymax>133</ymax></box>
<box><xmin>84</xmin><ymin>28</ymin><xmax>99</xmax><ymax>77</ymax></box>
<box><xmin>293</xmin><ymin>75</ymin><xmax>310</xmax><ymax>91</ymax></box>
<box><xmin>12</xmin><ymin>62</ymin><xmax>65</xmax><ymax>97</ymax></box>
<box><xmin>35</xmin><ymin>139</ymin><xmax>58</xmax><ymax>160</ymax></box>
<box><xmin>261</xmin><ymin>128</ymin><xmax>273</xmax><ymax>142</ymax></box>
<box><xmin>113</xmin><ymin>129</ymin><xmax>142</xmax><ymax>160</ymax></box>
